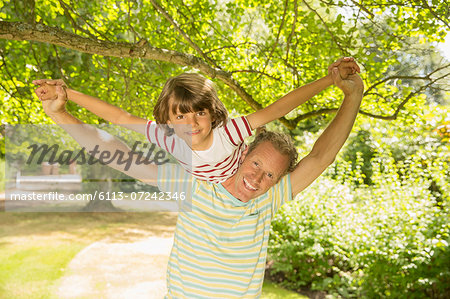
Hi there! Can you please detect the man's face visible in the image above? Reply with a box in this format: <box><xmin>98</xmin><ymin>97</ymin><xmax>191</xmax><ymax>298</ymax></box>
<box><xmin>223</xmin><ymin>141</ymin><xmax>290</xmax><ymax>203</ymax></box>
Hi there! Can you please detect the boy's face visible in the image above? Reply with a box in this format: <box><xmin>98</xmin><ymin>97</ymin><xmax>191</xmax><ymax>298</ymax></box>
<box><xmin>167</xmin><ymin>105</ymin><xmax>213</xmax><ymax>151</ymax></box>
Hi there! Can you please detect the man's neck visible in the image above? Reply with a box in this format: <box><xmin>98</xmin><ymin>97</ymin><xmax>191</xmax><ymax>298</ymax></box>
<box><xmin>221</xmin><ymin>175</ymin><xmax>243</xmax><ymax>202</ymax></box>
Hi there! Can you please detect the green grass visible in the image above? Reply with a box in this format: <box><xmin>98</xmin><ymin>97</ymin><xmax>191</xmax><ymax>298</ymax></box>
<box><xmin>0</xmin><ymin>212</ymin><xmax>177</xmax><ymax>298</ymax></box>
<box><xmin>0</xmin><ymin>212</ymin><xmax>305</xmax><ymax>298</ymax></box>
<box><xmin>0</xmin><ymin>242</ymin><xmax>84</xmax><ymax>299</ymax></box>
<box><xmin>262</xmin><ymin>280</ymin><xmax>309</xmax><ymax>298</ymax></box>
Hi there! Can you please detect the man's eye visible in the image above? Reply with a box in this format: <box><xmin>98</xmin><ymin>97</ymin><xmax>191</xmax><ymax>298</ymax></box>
<box><xmin>267</xmin><ymin>173</ymin><xmax>274</xmax><ymax>179</ymax></box>
<box><xmin>253</xmin><ymin>161</ymin><xmax>259</xmax><ymax>167</ymax></box>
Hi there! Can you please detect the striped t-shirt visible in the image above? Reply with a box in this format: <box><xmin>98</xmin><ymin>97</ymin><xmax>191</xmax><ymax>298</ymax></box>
<box><xmin>158</xmin><ymin>163</ymin><xmax>292</xmax><ymax>298</ymax></box>
<box><xmin>146</xmin><ymin>117</ymin><xmax>252</xmax><ymax>183</ymax></box>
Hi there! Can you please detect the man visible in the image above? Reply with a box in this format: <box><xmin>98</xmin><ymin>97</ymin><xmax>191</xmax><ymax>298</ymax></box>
<box><xmin>39</xmin><ymin>64</ymin><xmax>363</xmax><ymax>298</ymax></box>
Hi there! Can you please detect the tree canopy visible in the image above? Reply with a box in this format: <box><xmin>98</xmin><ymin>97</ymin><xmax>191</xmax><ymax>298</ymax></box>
<box><xmin>0</xmin><ymin>0</ymin><xmax>449</xmax><ymax>128</ymax></box>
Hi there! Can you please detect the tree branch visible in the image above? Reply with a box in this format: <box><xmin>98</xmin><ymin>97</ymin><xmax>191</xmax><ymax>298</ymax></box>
<box><xmin>1</xmin><ymin>21</ymin><xmax>447</xmax><ymax>129</ymax></box>
<box><xmin>420</xmin><ymin>0</ymin><xmax>450</xmax><ymax>31</ymax></box>
<box><xmin>349</xmin><ymin>0</ymin><xmax>374</xmax><ymax>18</ymax></box>
<box><xmin>0</xmin><ymin>21</ymin><xmax>263</xmax><ymax>111</ymax></box>
<box><xmin>259</xmin><ymin>0</ymin><xmax>288</xmax><ymax>79</ymax></box>
<box><xmin>365</xmin><ymin>64</ymin><xmax>450</xmax><ymax>95</ymax></box>
<box><xmin>57</xmin><ymin>0</ymin><xmax>109</xmax><ymax>41</ymax></box>
<box><xmin>127</xmin><ymin>0</ymin><xmax>141</xmax><ymax>42</ymax></box>
<box><xmin>230</xmin><ymin>69</ymin><xmax>281</xmax><ymax>81</ymax></box>
<box><xmin>285</xmin><ymin>0</ymin><xmax>298</xmax><ymax>61</ymax></box>
<box><xmin>149</xmin><ymin>0</ymin><xmax>219</xmax><ymax>68</ymax></box>
<box><xmin>302</xmin><ymin>0</ymin><xmax>349</xmax><ymax>55</ymax></box>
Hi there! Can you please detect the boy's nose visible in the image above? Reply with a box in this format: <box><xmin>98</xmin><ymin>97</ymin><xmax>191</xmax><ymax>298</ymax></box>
<box><xmin>188</xmin><ymin>115</ymin><xmax>199</xmax><ymax>126</ymax></box>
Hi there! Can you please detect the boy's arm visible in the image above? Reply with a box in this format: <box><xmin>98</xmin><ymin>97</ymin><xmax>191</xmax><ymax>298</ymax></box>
<box><xmin>246</xmin><ymin>57</ymin><xmax>360</xmax><ymax>130</ymax></box>
<box><xmin>39</xmin><ymin>86</ymin><xmax>158</xmax><ymax>185</ymax></box>
<box><xmin>289</xmin><ymin>68</ymin><xmax>364</xmax><ymax>197</ymax></box>
<box><xmin>33</xmin><ymin>79</ymin><xmax>148</xmax><ymax>135</ymax></box>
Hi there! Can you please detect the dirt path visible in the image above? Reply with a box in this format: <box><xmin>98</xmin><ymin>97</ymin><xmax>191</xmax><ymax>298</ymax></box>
<box><xmin>56</xmin><ymin>227</ymin><xmax>175</xmax><ymax>298</ymax></box>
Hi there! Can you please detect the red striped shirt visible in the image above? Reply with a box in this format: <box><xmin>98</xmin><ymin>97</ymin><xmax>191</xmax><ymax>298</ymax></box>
<box><xmin>146</xmin><ymin>117</ymin><xmax>253</xmax><ymax>183</ymax></box>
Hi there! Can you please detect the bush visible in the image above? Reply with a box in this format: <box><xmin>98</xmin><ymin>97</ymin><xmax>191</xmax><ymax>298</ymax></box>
<box><xmin>268</xmin><ymin>162</ymin><xmax>449</xmax><ymax>298</ymax></box>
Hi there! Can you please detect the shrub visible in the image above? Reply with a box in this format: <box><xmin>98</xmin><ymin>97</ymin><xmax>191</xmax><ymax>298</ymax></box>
<box><xmin>268</xmin><ymin>168</ymin><xmax>449</xmax><ymax>298</ymax></box>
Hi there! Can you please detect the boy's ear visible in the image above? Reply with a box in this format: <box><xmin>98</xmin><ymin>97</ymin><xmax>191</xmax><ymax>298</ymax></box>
<box><xmin>166</xmin><ymin>120</ymin><xmax>174</xmax><ymax>129</ymax></box>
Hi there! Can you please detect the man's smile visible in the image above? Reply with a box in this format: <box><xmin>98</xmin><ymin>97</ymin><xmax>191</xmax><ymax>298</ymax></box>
<box><xmin>243</xmin><ymin>177</ymin><xmax>258</xmax><ymax>191</ymax></box>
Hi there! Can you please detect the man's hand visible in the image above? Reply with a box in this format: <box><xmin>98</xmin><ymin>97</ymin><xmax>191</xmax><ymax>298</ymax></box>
<box><xmin>33</xmin><ymin>79</ymin><xmax>67</xmax><ymax>88</ymax></box>
<box><xmin>328</xmin><ymin>57</ymin><xmax>361</xmax><ymax>80</ymax></box>
<box><xmin>331</xmin><ymin>67</ymin><xmax>364</xmax><ymax>97</ymax></box>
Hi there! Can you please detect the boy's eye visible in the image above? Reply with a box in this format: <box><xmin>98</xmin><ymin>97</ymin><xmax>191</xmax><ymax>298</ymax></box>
<box><xmin>176</xmin><ymin>115</ymin><xmax>185</xmax><ymax>120</ymax></box>
<box><xmin>197</xmin><ymin>111</ymin><xmax>206</xmax><ymax>116</ymax></box>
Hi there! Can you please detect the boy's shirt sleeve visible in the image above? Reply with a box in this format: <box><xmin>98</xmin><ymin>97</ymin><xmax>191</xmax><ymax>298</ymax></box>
<box><xmin>223</xmin><ymin>116</ymin><xmax>253</xmax><ymax>146</ymax></box>
<box><xmin>146</xmin><ymin>120</ymin><xmax>176</xmax><ymax>154</ymax></box>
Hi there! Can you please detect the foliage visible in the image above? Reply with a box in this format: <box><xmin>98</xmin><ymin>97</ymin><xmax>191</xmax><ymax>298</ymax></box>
<box><xmin>268</xmin><ymin>105</ymin><xmax>450</xmax><ymax>298</ymax></box>
<box><xmin>269</xmin><ymin>175</ymin><xmax>449</xmax><ymax>297</ymax></box>
<box><xmin>335</xmin><ymin>104</ymin><xmax>449</xmax><ymax>191</ymax></box>
<box><xmin>0</xmin><ymin>0</ymin><xmax>448</xmax><ymax>132</ymax></box>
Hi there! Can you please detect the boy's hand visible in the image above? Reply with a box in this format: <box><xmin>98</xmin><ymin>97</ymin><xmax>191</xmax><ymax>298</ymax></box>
<box><xmin>39</xmin><ymin>85</ymin><xmax>68</xmax><ymax>116</ymax></box>
<box><xmin>34</xmin><ymin>82</ymin><xmax>58</xmax><ymax>101</ymax></box>
<box><xmin>33</xmin><ymin>79</ymin><xmax>68</xmax><ymax>101</ymax></box>
<box><xmin>33</xmin><ymin>79</ymin><xmax>67</xmax><ymax>88</ymax></box>
<box><xmin>328</xmin><ymin>57</ymin><xmax>361</xmax><ymax>80</ymax></box>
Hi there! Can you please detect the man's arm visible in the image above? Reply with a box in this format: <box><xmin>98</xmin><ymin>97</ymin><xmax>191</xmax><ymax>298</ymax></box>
<box><xmin>246</xmin><ymin>57</ymin><xmax>360</xmax><ymax>130</ymax></box>
<box><xmin>40</xmin><ymin>86</ymin><xmax>158</xmax><ymax>185</ymax></box>
<box><xmin>33</xmin><ymin>79</ymin><xmax>148</xmax><ymax>135</ymax></box>
<box><xmin>290</xmin><ymin>68</ymin><xmax>364</xmax><ymax>197</ymax></box>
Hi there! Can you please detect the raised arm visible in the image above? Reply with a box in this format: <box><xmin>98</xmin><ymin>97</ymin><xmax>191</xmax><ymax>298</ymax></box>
<box><xmin>246</xmin><ymin>57</ymin><xmax>360</xmax><ymax>130</ymax></box>
<box><xmin>290</xmin><ymin>67</ymin><xmax>364</xmax><ymax>197</ymax></box>
<box><xmin>38</xmin><ymin>85</ymin><xmax>158</xmax><ymax>185</ymax></box>
<box><xmin>33</xmin><ymin>79</ymin><xmax>148</xmax><ymax>134</ymax></box>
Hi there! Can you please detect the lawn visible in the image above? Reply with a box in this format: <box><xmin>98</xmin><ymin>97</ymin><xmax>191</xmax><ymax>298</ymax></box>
<box><xmin>0</xmin><ymin>212</ymin><xmax>306</xmax><ymax>298</ymax></box>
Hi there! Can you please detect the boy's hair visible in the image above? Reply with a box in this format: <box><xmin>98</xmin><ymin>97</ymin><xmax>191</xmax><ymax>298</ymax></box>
<box><xmin>153</xmin><ymin>73</ymin><xmax>228</xmax><ymax>136</ymax></box>
<box><xmin>247</xmin><ymin>127</ymin><xmax>298</xmax><ymax>176</ymax></box>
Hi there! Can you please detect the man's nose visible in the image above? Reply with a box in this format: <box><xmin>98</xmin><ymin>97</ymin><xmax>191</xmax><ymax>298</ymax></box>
<box><xmin>254</xmin><ymin>170</ymin><xmax>264</xmax><ymax>184</ymax></box>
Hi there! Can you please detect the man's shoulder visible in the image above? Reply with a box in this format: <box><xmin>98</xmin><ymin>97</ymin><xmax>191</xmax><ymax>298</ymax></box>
<box><xmin>157</xmin><ymin>163</ymin><xmax>194</xmax><ymax>189</ymax></box>
<box><xmin>269</xmin><ymin>174</ymin><xmax>292</xmax><ymax>200</ymax></box>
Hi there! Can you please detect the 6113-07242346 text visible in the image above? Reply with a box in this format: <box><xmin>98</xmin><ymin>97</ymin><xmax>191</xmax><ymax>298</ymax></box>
<box><xmin>9</xmin><ymin>191</ymin><xmax>186</xmax><ymax>201</ymax></box>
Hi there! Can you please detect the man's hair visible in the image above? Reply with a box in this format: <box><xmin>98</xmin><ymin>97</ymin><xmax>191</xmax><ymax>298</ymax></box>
<box><xmin>153</xmin><ymin>73</ymin><xmax>228</xmax><ymax>136</ymax></box>
<box><xmin>247</xmin><ymin>127</ymin><xmax>298</xmax><ymax>175</ymax></box>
